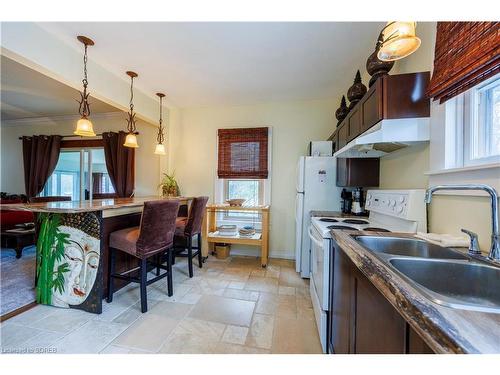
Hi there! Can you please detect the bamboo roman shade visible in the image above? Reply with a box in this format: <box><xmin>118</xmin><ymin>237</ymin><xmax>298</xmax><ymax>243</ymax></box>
<box><xmin>427</xmin><ymin>22</ymin><xmax>500</xmax><ymax>103</ymax></box>
<box><xmin>217</xmin><ymin>127</ymin><xmax>269</xmax><ymax>179</ymax></box>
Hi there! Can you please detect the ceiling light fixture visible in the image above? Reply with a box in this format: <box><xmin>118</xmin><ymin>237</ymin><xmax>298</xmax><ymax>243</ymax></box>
<box><xmin>377</xmin><ymin>22</ymin><xmax>421</xmax><ymax>62</ymax></box>
<box><xmin>74</xmin><ymin>36</ymin><xmax>96</xmax><ymax>137</ymax></box>
<box><xmin>123</xmin><ymin>71</ymin><xmax>139</xmax><ymax>148</ymax></box>
<box><xmin>154</xmin><ymin>93</ymin><xmax>167</xmax><ymax>155</ymax></box>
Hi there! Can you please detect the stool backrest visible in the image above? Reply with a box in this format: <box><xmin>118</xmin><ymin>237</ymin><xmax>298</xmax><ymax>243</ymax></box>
<box><xmin>185</xmin><ymin>196</ymin><xmax>209</xmax><ymax>236</ymax></box>
<box><xmin>137</xmin><ymin>200</ymin><xmax>180</xmax><ymax>256</ymax></box>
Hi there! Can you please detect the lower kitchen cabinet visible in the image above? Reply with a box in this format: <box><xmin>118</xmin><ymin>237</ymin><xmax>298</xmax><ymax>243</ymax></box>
<box><xmin>329</xmin><ymin>242</ymin><xmax>435</xmax><ymax>354</ymax></box>
<box><xmin>352</xmin><ymin>266</ymin><xmax>406</xmax><ymax>353</ymax></box>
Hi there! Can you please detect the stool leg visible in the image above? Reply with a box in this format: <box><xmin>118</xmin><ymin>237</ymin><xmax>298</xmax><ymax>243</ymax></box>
<box><xmin>140</xmin><ymin>258</ymin><xmax>148</xmax><ymax>313</ymax></box>
<box><xmin>107</xmin><ymin>247</ymin><xmax>115</xmax><ymax>303</ymax></box>
<box><xmin>156</xmin><ymin>254</ymin><xmax>161</xmax><ymax>276</ymax></box>
<box><xmin>167</xmin><ymin>248</ymin><xmax>174</xmax><ymax>297</ymax></box>
<box><xmin>187</xmin><ymin>236</ymin><xmax>194</xmax><ymax>278</ymax></box>
<box><xmin>197</xmin><ymin>233</ymin><xmax>203</xmax><ymax>268</ymax></box>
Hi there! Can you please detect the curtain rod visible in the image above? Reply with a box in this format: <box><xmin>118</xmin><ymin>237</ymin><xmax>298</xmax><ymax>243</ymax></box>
<box><xmin>18</xmin><ymin>131</ymin><xmax>139</xmax><ymax>140</ymax></box>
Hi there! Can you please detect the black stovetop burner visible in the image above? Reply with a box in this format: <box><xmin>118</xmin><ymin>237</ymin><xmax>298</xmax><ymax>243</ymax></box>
<box><xmin>342</xmin><ymin>219</ymin><xmax>369</xmax><ymax>225</ymax></box>
<box><xmin>328</xmin><ymin>225</ymin><xmax>357</xmax><ymax>230</ymax></box>
<box><xmin>319</xmin><ymin>218</ymin><xmax>339</xmax><ymax>222</ymax></box>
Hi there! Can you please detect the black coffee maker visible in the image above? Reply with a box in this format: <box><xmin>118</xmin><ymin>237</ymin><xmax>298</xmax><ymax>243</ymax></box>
<box><xmin>340</xmin><ymin>188</ymin><xmax>352</xmax><ymax>214</ymax></box>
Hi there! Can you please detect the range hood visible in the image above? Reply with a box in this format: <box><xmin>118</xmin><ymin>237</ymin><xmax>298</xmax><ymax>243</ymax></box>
<box><xmin>334</xmin><ymin>117</ymin><xmax>430</xmax><ymax>158</ymax></box>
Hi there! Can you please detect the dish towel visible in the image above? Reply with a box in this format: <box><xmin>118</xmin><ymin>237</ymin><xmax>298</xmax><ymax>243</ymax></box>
<box><xmin>415</xmin><ymin>232</ymin><xmax>470</xmax><ymax>248</ymax></box>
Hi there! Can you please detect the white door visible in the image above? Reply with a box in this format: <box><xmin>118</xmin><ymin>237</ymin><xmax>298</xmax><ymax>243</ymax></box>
<box><xmin>309</xmin><ymin>225</ymin><xmax>329</xmax><ymax>310</ymax></box>
<box><xmin>295</xmin><ymin>193</ymin><xmax>304</xmax><ymax>273</ymax></box>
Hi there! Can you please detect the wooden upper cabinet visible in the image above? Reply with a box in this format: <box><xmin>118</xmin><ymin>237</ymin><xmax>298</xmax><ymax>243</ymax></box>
<box><xmin>337</xmin><ymin>123</ymin><xmax>348</xmax><ymax>150</ymax></box>
<box><xmin>383</xmin><ymin>71</ymin><xmax>431</xmax><ymax>119</ymax></box>
<box><xmin>328</xmin><ymin>72</ymin><xmax>430</xmax><ymax>143</ymax></box>
<box><xmin>361</xmin><ymin>79</ymin><xmax>383</xmax><ymax>132</ymax></box>
<box><xmin>347</xmin><ymin>108</ymin><xmax>361</xmax><ymax>142</ymax></box>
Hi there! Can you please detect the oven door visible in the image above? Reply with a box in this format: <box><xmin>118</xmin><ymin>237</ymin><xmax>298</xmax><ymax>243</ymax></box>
<box><xmin>309</xmin><ymin>225</ymin><xmax>330</xmax><ymax>310</ymax></box>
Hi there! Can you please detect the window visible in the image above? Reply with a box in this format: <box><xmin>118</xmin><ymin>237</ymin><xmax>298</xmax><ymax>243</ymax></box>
<box><xmin>225</xmin><ymin>179</ymin><xmax>263</xmax><ymax>206</ymax></box>
<box><xmin>442</xmin><ymin>74</ymin><xmax>500</xmax><ymax>170</ymax></box>
<box><xmin>467</xmin><ymin>77</ymin><xmax>500</xmax><ymax>164</ymax></box>
<box><xmin>216</xmin><ymin>127</ymin><xmax>271</xmax><ymax>220</ymax></box>
<box><xmin>41</xmin><ymin>148</ymin><xmax>114</xmax><ymax>201</ymax></box>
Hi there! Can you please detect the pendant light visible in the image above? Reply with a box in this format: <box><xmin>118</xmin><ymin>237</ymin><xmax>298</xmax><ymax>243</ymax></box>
<box><xmin>74</xmin><ymin>36</ymin><xmax>96</xmax><ymax>137</ymax></box>
<box><xmin>154</xmin><ymin>93</ymin><xmax>167</xmax><ymax>155</ymax></box>
<box><xmin>377</xmin><ymin>22</ymin><xmax>421</xmax><ymax>62</ymax></box>
<box><xmin>124</xmin><ymin>71</ymin><xmax>139</xmax><ymax>148</ymax></box>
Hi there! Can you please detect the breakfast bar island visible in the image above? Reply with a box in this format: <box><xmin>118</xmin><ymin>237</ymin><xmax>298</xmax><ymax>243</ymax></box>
<box><xmin>2</xmin><ymin>196</ymin><xmax>197</xmax><ymax>314</ymax></box>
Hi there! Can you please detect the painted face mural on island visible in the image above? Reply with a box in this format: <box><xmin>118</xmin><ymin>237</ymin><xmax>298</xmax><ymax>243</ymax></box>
<box><xmin>52</xmin><ymin>226</ymin><xmax>100</xmax><ymax>307</ymax></box>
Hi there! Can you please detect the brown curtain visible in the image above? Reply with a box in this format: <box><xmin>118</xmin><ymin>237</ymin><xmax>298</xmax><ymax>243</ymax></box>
<box><xmin>217</xmin><ymin>127</ymin><xmax>269</xmax><ymax>179</ymax></box>
<box><xmin>22</xmin><ymin>135</ymin><xmax>62</xmax><ymax>199</ymax></box>
<box><xmin>102</xmin><ymin>131</ymin><xmax>135</xmax><ymax>197</ymax></box>
<box><xmin>428</xmin><ymin>22</ymin><xmax>500</xmax><ymax>103</ymax></box>
<box><xmin>92</xmin><ymin>173</ymin><xmax>104</xmax><ymax>194</ymax></box>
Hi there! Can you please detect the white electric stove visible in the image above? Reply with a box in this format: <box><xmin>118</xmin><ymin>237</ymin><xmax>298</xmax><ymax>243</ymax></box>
<box><xmin>308</xmin><ymin>189</ymin><xmax>427</xmax><ymax>353</ymax></box>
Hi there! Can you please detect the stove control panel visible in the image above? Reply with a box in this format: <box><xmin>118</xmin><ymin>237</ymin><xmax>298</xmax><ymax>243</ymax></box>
<box><xmin>365</xmin><ymin>189</ymin><xmax>425</xmax><ymax>222</ymax></box>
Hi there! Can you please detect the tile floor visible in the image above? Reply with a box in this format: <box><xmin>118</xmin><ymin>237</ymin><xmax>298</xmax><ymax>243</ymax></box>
<box><xmin>0</xmin><ymin>255</ymin><xmax>322</xmax><ymax>354</ymax></box>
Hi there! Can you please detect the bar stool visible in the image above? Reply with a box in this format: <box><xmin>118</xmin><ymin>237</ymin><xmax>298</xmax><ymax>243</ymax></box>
<box><xmin>107</xmin><ymin>200</ymin><xmax>180</xmax><ymax>313</ymax></box>
<box><xmin>173</xmin><ymin>196</ymin><xmax>209</xmax><ymax>278</ymax></box>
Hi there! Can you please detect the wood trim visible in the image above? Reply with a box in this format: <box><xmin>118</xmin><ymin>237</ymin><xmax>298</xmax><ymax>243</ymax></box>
<box><xmin>61</xmin><ymin>139</ymin><xmax>104</xmax><ymax>148</ymax></box>
<box><xmin>0</xmin><ymin>301</ymin><xmax>37</xmax><ymax>322</ymax></box>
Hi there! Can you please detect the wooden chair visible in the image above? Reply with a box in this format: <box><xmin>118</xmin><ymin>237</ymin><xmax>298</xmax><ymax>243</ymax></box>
<box><xmin>30</xmin><ymin>196</ymin><xmax>71</xmax><ymax>203</ymax></box>
<box><xmin>107</xmin><ymin>200</ymin><xmax>180</xmax><ymax>313</ymax></box>
<box><xmin>173</xmin><ymin>196</ymin><xmax>209</xmax><ymax>278</ymax></box>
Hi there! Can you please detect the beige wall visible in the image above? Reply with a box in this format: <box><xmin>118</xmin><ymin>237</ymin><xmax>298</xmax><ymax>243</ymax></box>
<box><xmin>171</xmin><ymin>98</ymin><xmax>337</xmax><ymax>258</ymax></box>
<box><xmin>378</xmin><ymin>22</ymin><xmax>497</xmax><ymax>252</ymax></box>
<box><xmin>0</xmin><ymin>113</ymin><xmax>166</xmax><ymax>197</ymax></box>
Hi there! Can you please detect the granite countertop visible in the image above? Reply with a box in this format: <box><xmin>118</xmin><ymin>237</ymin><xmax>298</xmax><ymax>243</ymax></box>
<box><xmin>331</xmin><ymin>229</ymin><xmax>500</xmax><ymax>354</ymax></box>
<box><xmin>0</xmin><ymin>196</ymin><xmax>194</xmax><ymax>213</ymax></box>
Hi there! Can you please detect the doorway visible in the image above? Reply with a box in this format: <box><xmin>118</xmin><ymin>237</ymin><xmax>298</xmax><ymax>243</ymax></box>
<box><xmin>40</xmin><ymin>148</ymin><xmax>115</xmax><ymax>201</ymax></box>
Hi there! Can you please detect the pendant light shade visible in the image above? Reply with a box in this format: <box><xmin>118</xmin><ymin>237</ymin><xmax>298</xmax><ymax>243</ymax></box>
<box><xmin>124</xmin><ymin>133</ymin><xmax>139</xmax><ymax>148</ymax></box>
<box><xmin>377</xmin><ymin>22</ymin><xmax>421</xmax><ymax>62</ymax></box>
<box><xmin>154</xmin><ymin>143</ymin><xmax>166</xmax><ymax>155</ymax></box>
<box><xmin>74</xmin><ymin>117</ymin><xmax>96</xmax><ymax>137</ymax></box>
<box><xmin>74</xmin><ymin>36</ymin><xmax>96</xmax><ymax>137</ymax></box>
<box><xmin>154</xmin><ymin>92</ymin><xmax>166</xmax><ymax>155</ymax></box>
<box><xmin>124</xmin><ymin>71</ymin><xmax>139</xmax><ymax>148</ymax></box>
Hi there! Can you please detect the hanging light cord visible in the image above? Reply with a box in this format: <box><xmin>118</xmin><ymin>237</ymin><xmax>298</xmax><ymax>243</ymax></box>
<box><xmin>157</xmin><ymin>95</ymin><xmax>164</xmax><ymax>144</ymax></box>
<box><xmin>78</xmin><ymin>44</ymin><xmax>91</xmax><ymax>118</ymax></box>
<box><xmin>126</xmin><ymin>76</ymin><xmax>137</xmax><ymax>133</ymax></box>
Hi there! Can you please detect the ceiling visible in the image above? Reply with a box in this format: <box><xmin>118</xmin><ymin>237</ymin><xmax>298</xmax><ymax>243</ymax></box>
<box><xmin>39</xmin><ymin>22</ymin><xmax>385</xmax><ymax>107</ymax></box>
<box><xmin>0</xmin><ymin>55</ymin><xmax>120</xmax><ymax>121</ymax></box>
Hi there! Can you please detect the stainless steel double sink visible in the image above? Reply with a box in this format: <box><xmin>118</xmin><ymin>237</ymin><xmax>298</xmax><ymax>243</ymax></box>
<box><xmin>354</xmin><ymin>236</ymin><xmax>500</xmax><ymax>314</ymax></box>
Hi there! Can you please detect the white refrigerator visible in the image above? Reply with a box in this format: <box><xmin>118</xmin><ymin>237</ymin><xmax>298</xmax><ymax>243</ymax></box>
<box><xmin>295</xmin><ymin>156</ymin><xmax>341</xmax><ymax>278</ymax></box>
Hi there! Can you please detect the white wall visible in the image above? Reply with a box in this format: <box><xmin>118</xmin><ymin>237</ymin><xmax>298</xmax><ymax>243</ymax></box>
<box><xmin>0</xmin><ymin>113</ymin><xmax>165</xmax><ymax>197</ymax></box>
<box><xmin>171</xmin><ymin>98</ymin><xmax>338</xmax><ymax>258</ymax></box>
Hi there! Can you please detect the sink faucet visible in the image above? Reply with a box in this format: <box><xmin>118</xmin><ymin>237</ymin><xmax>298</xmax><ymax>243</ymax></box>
<box><xmin>425</xmin><ymin>184</ymin><xmax>500</xmax><ymax>262</ymax></box>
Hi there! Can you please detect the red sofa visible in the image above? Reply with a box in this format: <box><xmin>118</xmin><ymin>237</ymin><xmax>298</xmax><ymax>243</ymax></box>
<box><xmin>0</xmin><ymin>197</ymin><xmax>34</xmax><ymax>231</ymax></box>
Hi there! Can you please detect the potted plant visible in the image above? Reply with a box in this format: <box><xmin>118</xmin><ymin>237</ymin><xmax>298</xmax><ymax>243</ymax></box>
<box><xmin>159</xmin><ymin>172</ymin><xmax>180</xmax><ymax>197</ymax></box>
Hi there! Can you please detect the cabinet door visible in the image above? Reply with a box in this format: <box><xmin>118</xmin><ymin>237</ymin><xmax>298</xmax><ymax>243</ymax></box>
<box><xmin>330</xmin><ymin>244</ymin><xmax>353</xmax><ymax>354</ymax></box>
<box><xmin>347</xmin><ymin>108</ymin><xmax>361</xmax><ymax>142</ymax></box>
<box><xmin>361</xmin><ymin>80</ymin><xmax>383</xmax><ymax>132</ymax></box>
<box><xmin>353</xmin><ymin>267</ymin><xmax>406</xmax><ymax>354</ymax></box>
<box><xmin>337</xmin><ymin>123</ymin><xmax>348</xmax><ymax>150</ymax></box>
<box><xmin>407</xmin><ymin>326</ymin><xmax>434</xmax><ymax>354</ymax></box>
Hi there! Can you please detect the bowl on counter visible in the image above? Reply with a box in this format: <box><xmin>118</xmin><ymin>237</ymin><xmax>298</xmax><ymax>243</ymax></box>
<box><xmin>226</xmin><ymin>198</ymin><xmax>246</xmax><ymax>206</ymax></box>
